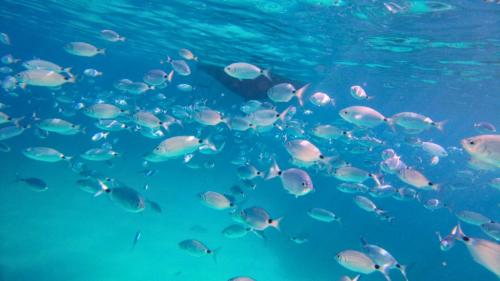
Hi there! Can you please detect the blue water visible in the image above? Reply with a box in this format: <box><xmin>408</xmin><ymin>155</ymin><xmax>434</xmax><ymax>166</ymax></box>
<box><xmin>1</xmin><ymin>1</ymin><xmax>499</xmax><ymax>281</ymax></box>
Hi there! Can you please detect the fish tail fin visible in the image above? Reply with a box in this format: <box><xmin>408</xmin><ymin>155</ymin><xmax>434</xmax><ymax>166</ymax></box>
<box><xmin>398</xmin><ymin>264</ymin><xmax>409</xmax><ymax>281</ymax></box>
<box><xmin>385</xmin><ymin>117</ymin><xmax>396</xmax><ymax>131</ymax></box>
<box><xmin>352</xmin><ymin>275</ymin><xmax>361</xmax><ymax>281</ymax></box>
<box><xmin>98</xmin><ymin>48</ymin><xmax>106</xmax><ymax>55</ymax></box>
<box><xmin>295</xmin><ymin>83</ymin><xmax>310</xmax><ymax>107</ymax></box>
<box><xmin>119</xmin><ymin>36</ymin><xmax>126</xmax><ymax>42</ymax></box>
<box><xmin>94</xmin><ymin>179</ymin><xmax>110</xmax><ymax>197</ymax></box>
<box><xmin>167</xmin><ymin>70</ymin><xmax>174</xmax><ymax>83</ymax></box>
<box><xmin>379</xmin><ymin>265</ymin><xmax>393</xmax><ymax>281</ymax></box>
<box><xmin>266</xmin><ymin>159</ymin><xmax>280</xmax><ymax>180</ymax></box>
<box><xmin>211</xmin><ymin>247</ymin><xmax>222</xmax><ymax>263</ymax></box>
<box><xmin>270</xmin><ymin>217</ymin><xmax>283</xmax><ymax>231</ymax></box>
<box><xmin>63</xmin><ymin>67</ymin><xmax>73</xmax><ymax>75</ymax></box>
<box><xmin>435</xmin><ymin>120</ymin><xmax>446</xmax><ymax>131</ymax></box>
<box><xmin>455</xmin><ymin>223</ymin><xmax>466</xmax><ymax>240</ymax></box>
<box><xmin>261</xmin><ymin>69</ymin><xmax>271</xmax><ymax>81</ymax></box>
<box><xmin>278</xmin><ymin>106</ymin><xmax>292</xmax><ymax>124</ymax></box>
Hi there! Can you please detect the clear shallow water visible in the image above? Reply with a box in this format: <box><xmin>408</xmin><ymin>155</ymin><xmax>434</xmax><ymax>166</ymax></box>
<box><xmin>0</xmin><ymin>1</ymin><xmax>499</xmax><ymax>281</ymax></box>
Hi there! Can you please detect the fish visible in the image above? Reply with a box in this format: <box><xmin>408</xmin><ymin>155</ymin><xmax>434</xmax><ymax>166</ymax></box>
<box><xmin>335</xmin><ymin>250</ymin><xmax>386</xmax><ymax>279</ymax></box>
<box><xmin>285</xmin><ymin>139</ymin><xmax>328</xmax><ymax>164</ymax></box>
<box><xmin>339</xmin><ymin>106</ymin><xmax>388</xmax><ymax>128</ymax></box>
<box><xmin>0</xmin><ymin>124</ymin><xmax>29</xmax><ymax>141</ymax></box>
<box><xmin>37</xmin><ymin>118</ymin><xmax>83</xmax><ymax>135</ymax></box>
<box><xmin>15</xmin><ymin>69</ymin><xmax>75</xmax><ymax>87</ymax></box>
<box><xmin>267</xmin><ymin>83</ymin><xmax>309</xmax><ymax>106</ymax></box>
<box><xmin>15</xmin><ymin>174</ymin><xmax>48</xmax><ymax>192</ymax></box>
<box><xmin>198</xmin><ymin>191</ymin><xmax>234</xmax><ymax>210</ymax></box>
<box><xmin>81</xmin><ymin>148</ymin><xmax>119</xmax><ymax>161</ymax></box>
<box><xmin>309</xmin><ymin>91</ymin><xmax>335</xmax><ymax>107</ymax></box>
<box><xmin>267</xmin><ymin>160</ymin><xmax>314</xmax><ymax>197</ymax></box>
<box><xmin>100</xmin><ymin>29</ymin><xmax>125</xmax><ymax>42</ymax></box>
<box><xmin>131</xmin><ymin>231</ymin><xmax>141</xmax><ymax>250</ymax></box>
<box><xmin>64</xmin><ymin>42</ymin><xmax>105</xmax><ymax>57</ymax></box>
<box><xmin>360</xmin><ymin>237</ymin><xmax>408</xmax><ymax>281</ymax></box>
<box><xmin>461</xmin><ymin>134</ymin><xmax>500</xmax><ymax>168</ymax></box>
<box><xmin>396</xmin><ymin>167</ymin><xmax>437</xmax><ymax>190</ymax></box>
<box><xmin>474</xmin><ymin>122</ymin><xmax>496</xmax><ymax>134</ymax></box>
<box><xmin>178</xmin><ymin>48</ymin><xmax>198</xmax><ymax>61</ymax></box>
<box><xmin>312</xmin><ymin>124</ymin><xmax>351</xmax><ymax>140</ymax></box>
<box><xmin>224</xmin><ymin>62</ymin><xmax>270</xmax><ymax>80</ymax></box>
<box><xmin>178</xmin><ymin>239</ymin><xmax>219</xmax><ymax>262</ymax></box>
<box><xmin>22</xmin><ymin>59</ymin><xmax>71</xmax><ymax>73</ymax></box>
<box><xmin>162</xmin><ymin>56</ymin><xmax>191</xmax><ymax>76</ymax></box>
<box><xmin>143</xmin><ymin>69</ymin><xmax>169</xmax><ymax>86</ymax></box>
<box><xmin>350</xmin><ymin>85</ymin><xmax>373</xmax><ymax>100</ymax></box>
<box><xmin>83</xmin><ymin>103</ymin><xmax>126</xmax><ymax>119</ymax></box>
<box><xmin>237</xmin><ymin>164</ymin><xmax>264</xmax><ymax>180</ymax></box>
<box><xmin>95</xmin><ymin>180</ymin><xmax>146</xmax><ymax>213</ymax></box>
<box><xmin>23</xmin><ymin>147</ymin><xmax>71</xmax><ymax>162</ymax></box>
<box><xmin>222</xmin><ymin>224</ymin><xmax>252</xmax><ymax>239</ymax></box>
<box><xmin>456</xmin><ymin>210</ymin><xmax>493</xmax><ymax>226</ymax></box>
<box><xmin>480</xmin><ymin>222</ymin><xmax>500</xmax><ymax>241</ymax></box>
<box><xmin>0</xmin><ymin>32</ymin><xmax>11</xmax><ymax>45</ymax></box>
<box><xmin>83</xmin><ymin>68</ymin><xmax>103</xmax><ymax>77</ymax></box>
<box><xmin>391</xmin><ymin>112</ymin><xmax>445</xmax><ymax>133</ymax></box>
<box><xmin>436</xmin><ymin>225</ymin><xmax>458</xmax><ymax>251</ymax></box>
<box><xmin>152</xmin><ymin>135</ymin><xmax>214</xmax><ymax>159</ymax></box>
<box><xmin>239</xmin><ymin>206</ymin><xmax>282</xmax><ymax>231</ymax></box>
<box><xmin>332</xmin><ymin>166</ymin><xmax>372</xmax><ymax>183</ymax></box>
<box><xmin>307</xmin><ymin>208</ymin><xmax>341</xmax><ymax>223</ymax></box>
<box><xmin>455</xmin><ymin>224</ymin><xmax>500</xmax><ymax>278</ymax></box>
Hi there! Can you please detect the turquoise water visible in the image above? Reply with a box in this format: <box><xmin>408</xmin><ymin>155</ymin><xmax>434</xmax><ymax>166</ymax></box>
<box><xmin>0</xmin><ymin>1</ymin><xmax>499</xmax><ymax>281</ymax></box>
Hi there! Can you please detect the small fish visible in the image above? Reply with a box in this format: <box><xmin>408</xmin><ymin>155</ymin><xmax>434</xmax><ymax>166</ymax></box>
<box><xmin>143</xmin><ymin>69</ymin><xmax>169</xmax><ymax>86</ymax></box>
<box><xmin>0</xmin><ymin>142</ymin><xmax>11</xmax><ymax>152</ymax></box>
<box><xmin>162</xmin><ymin>56</ymin><xmax>191</xmax><ymax>76</ymax></box>
<box><xmin>222</xmin><ymin>224</ymin><xmax>252</xmax><ymax>239</ymax></box>
<box><xmin>267</xmin><ymin>83</ymin><xmax>309</xmax><ymax>106</ymax></box>
<box><xmin>224</xmin><ymin>62</ymin><xmax>270</xmax><ymax>80</ymax></box>
<box><xmin>350</xmin><ymin>85</ymin><xmax>373</xmax><ymax>100</ymax></box>
<box><xmin>397</xmin><ymin>167</ymin><xmax>437</xmax><ymax>190</ymax></box>
<box><xmin>339</xmin><ymin>106</ymin><xmax>388</xmax><ymax>128</ymax></box>
<box><xmin>91</xmin><ymin>131</ymin><xmax>110</xmax><ymax>142</ymax></box>
<box><xmin>391</xmin><ymin>112</ymin><xmax>445</xmax><ymax>133</ymax></box>
<box><xmin>131</xmin><ymin>231</ymin><xmax>141</xmax><ymax>250</ymax></box>
<box><xmin>95</xmin><ymin>180</ymin><xmax>146</xmax><ymax>213</ymax></box>
<box><xmin>474</xmin><ymin>122</ymin><xmax>496</xmax><ymax>134</ymax></box>
<box><xmin>64</xmin><ymin>42</ymin><xmax>105</xmax><ymax>57</ymax></box>
<box><xmin>309</xmin><ymin>91</ymin><xmax>335</xmax><ymax>107</ymax></box>
<box><xmin>237</xmin><ymin>164</ymin><xmax>264</xmax><ymax>180</ymax></box>
<box><xmin>335</xmin><ymin>250</ymin><xmax>385</xmax><ymax>278</ymax></box>
<box><xmin>83</xmin><ymin>103</ymin><xmax>125</xmax><ymax>119</ymax></box>
<box><xmin>436</xmin><ymin>226</ymin><xmax>458</xmax><ymax>251</ymax></box>
<box><xmin>83</xmin><ymin>68</ymin><xmax>103</xmax><ymax>77</ymax></box>
<box><xmin>178</xmin><ymin>48</ymin><xmax>198</xmax><ymax>61</ymax></box>
<box><xmin>23</xmin><ymin>59</ymin><xmax>71</xmax><ymax>73</ymax></box>
<box><xmin>15</xmin><ymin>69</ymin><xmax>75</xmax><ymax>87</ymax></box>
<box><xmin>23</xmin><ymin>147</ymin><xmax>71</xmax><ymax>162</ymax></box>
<box><xmin>480</xmin><ymin>222</ymin><xmax>500</xmax><ymax>241</ymax></box>
<box><xmin>100</xmin><ymin>29</ymin><xmax>125</xmax><ymax>42</ymax></box>
<box><xmin>178</xmin><ymin>239</ymin><xmax>219</xmax><ymax>262</ymax></box>
<box><xmin>307</xmin><ymin>208</ymin><xmax>341</xmax><ymax>223</ymax></box>
<box><xmin>198</xmin><ymin>191</ymin><xmax>234</xmax><ymax>210</ymax></box>
<box><xmin>456</xmin><ymin>210</ymin><xmax>493</xmax><ymax>226</ymax></box>
<box><xmin>15</xmin><ymin>174</ymin><xmax>48</xmax><ymax>192</ymax></box>
<box><xmin>267</xmin><ymin>160</ymin><xmax>314</xmax><ymax>197</ymax></box>
<box><xmin>239</xmin><ymin>206</ymin><xmax>282</xmax><ymax>231</ymax></box>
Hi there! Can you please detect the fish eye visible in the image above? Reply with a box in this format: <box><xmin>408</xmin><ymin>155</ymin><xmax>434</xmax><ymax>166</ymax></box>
<box><xmin>226</xmin><ymin>67</ymin><xmax>231</xmax><ymax>71</ymax></box>
<box><xmin>206</xmin><ymin>249</ymin><xmax>212</xmax><ymax>254</ymax></box>
<box><xmin>64</xmin><ymin>77</ymin><xmax>69</xmax><ymax>80</ymax></box>
<box><xmin>469</xmin><ymin>141</ymin><xmax>475</xmax><ymax>145</ymax></box>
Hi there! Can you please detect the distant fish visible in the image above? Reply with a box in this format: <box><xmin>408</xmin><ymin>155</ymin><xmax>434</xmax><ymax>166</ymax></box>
<box><xmin>178</xmin><ymin>48</ymin><xmax>198</xmax><ymax>61</ymax></box>
<box><xmin>15</xmin><ymin>174</ymin><xmax>48</xmax><ymax>192</ymax></box>
<box><xmin>100</xmin><ymin>29</ymin><xmax>125</xmax><ymax>42</ymax></box>
<box><xmin>350</xmin><ymin>85</ymin><xmax>373</xmax><ymax>100</ymax></box>
<box><xmin>131</xmin><ymin>230</ymin><xmax>141</xmax><ymax>250</ymax></box>
<box><xmin>23</xmin><ymin>147</ymin><xmax>71</xmax><ymax>162</ymax></box>
<box><xmin>474</xmin><ymin>122</ymin><xmax>496</xmax><ymax>134</ymax></box>
<box><xmin>178</xmin><ymin>239</ymin><xmax>219</xmax><ymax>262</ymax></box>
<box><xmin>64</xmin><ymin>42</ymin><xmax>105</xmax><ymax>57</ymax></box>
<box><xmin>224</xmin><ymin>62</ymin><xmax>270</xmax><ymax>80</ymax></box>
